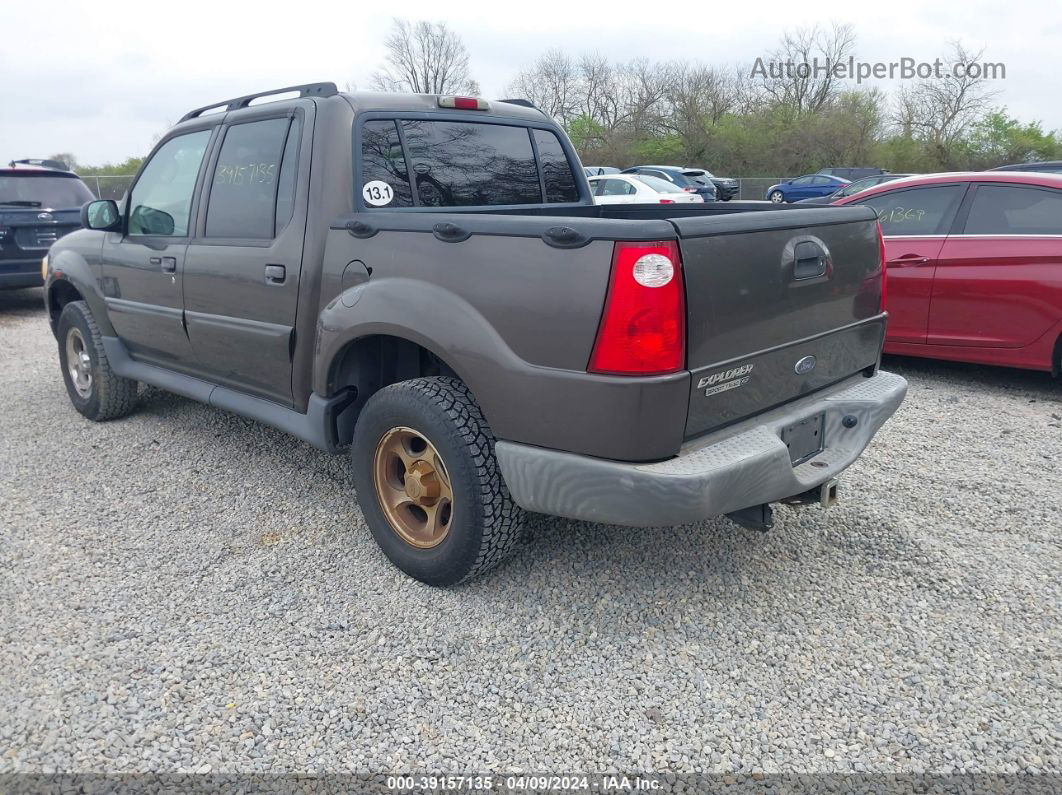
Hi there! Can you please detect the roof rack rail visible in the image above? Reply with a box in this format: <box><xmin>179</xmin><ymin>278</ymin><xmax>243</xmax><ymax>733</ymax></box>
<box><xmin>499</xmin><ymin>98</ymin><xmax>538</xmax><ymax>110</ymax></box>
<box><xmin>179</xmin><ymin>82</ymin><xmax>338</xmax><ymax>123</ymax></box>
<box><xmin>8</xmin><ymin>158</ymin><xmax>70</xmax><ymax>171</ymax></box>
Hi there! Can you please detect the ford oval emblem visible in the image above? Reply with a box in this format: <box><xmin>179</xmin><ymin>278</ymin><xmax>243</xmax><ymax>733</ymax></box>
<box><xmin>37</xmin><ymin>212</ymin><xmax>53</xmax><ymax>221</ymax></box>
<box><xmin>794</xmin><ymin>355</ymin><xmax>817</xmax><ymax>374</ymax></box>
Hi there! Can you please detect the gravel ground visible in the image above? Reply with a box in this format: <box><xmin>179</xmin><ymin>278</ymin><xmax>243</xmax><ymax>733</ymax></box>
<box><xmin>1</xmin><ymin>286</ymin><xmax>1060</xmax><ymax>777</ymax></box>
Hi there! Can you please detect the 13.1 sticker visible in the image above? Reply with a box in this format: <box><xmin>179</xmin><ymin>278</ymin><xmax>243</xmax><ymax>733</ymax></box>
<box><xmin>362</xmin><ymin>180</ymin><xmax>394</xmax><ymax>206</ymax></box>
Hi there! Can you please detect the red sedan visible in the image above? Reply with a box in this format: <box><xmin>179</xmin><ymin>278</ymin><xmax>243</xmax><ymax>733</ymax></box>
<box><xmin>835</xmin><ymin>172</ymin><xmax>1062</xmax><ymax>373</ymax></box>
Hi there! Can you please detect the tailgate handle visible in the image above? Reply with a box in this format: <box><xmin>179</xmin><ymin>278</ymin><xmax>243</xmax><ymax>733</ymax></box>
<box><xmin>791</xmin><ymin>240</ymin><xmax>827</xmax><ymax>280</ymax></box>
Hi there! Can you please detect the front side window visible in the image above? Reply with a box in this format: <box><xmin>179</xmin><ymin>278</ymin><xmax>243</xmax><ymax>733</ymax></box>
<box><xmin>963</xmin><ymin>185</ymin><xmax>1062</xmax><ymax>235</ymax></box>
<box><xmin>861</xmin><ymin>185</ymin><xmax>965</xmax><ymax>236</ymax></box>
<box><xmin>205</xmin><ymin>118</ymin><xmax>296</xmax><ymax>239</ymax></box>
<box><xmin>791</xmin><ymin>176</ymin><xmax>813</xmax><ymax>186</ymax></box>
<box><xmin>128</xmin><ymin>130</ymin><xmax>210</xmax><ymax>236</ymax></box>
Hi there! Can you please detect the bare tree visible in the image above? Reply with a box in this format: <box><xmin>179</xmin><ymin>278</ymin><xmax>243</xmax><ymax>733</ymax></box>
<box><xmin>754</xmin><ymin>23</ymin><xmax>856</xmax><ymax>115</ymax></box>
<box><xmin>507</xmin><ymin>50</ymin><xmax>580</xmax><ymax>123</ymax></box>
<box><xmin>371</xmin><ymin>19</ymin><xmax>480</xmax><ymax>95</ymax></box>
<box><xmin>893</xmin><ymin>42</ymin><xmax>998</xmax><ymax>165</ymax></box>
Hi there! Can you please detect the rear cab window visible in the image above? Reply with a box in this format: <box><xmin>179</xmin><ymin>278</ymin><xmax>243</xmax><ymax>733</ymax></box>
<box><xmin>357</xmin><ymin>118</ymin><xmax>580</xmax><ymax>209</ymax></box>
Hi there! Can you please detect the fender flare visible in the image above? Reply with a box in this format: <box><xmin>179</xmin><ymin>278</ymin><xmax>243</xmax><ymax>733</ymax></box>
<box><xmin>47</xmin><ymin>244</ymin><xmax>115</xmax><ymax>337</ymax></box>
<box><xmin>315</xmin><ymin>277</ymin><xmax>532</xmax><ymax>433</ymax></box>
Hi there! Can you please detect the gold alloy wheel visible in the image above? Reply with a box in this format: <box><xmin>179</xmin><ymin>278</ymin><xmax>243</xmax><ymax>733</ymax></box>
<box><xmin>372</xmin><ymin>426</ymin><xmax>454</xmax><ymax>549</ymax></box>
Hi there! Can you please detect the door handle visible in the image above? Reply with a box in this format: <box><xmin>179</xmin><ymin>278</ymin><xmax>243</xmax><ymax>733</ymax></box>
<box><xmin>265</xmin><ymin>264</ymin><xmax>286</xmax><ymax>284</ymax></box>
<box><xmin>160</xmin><ymin>256</ymin><xmax>176</xmax><ymax>273</ymax></box>
<box><xmin>886</xmin><ymin>256</ymin><xmax>930</xmax><ymax>268</ymax></box>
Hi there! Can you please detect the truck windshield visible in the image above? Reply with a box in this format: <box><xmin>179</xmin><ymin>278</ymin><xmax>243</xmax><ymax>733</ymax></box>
<box><xmin>0</xmin><ymin>173</ymin><xmax>94</xmax><ymax>209</ymax></box>
<box><xmin>359</xmin><ymin>119</ymin><xmax>580</xmax><ymax>208</ymax></box>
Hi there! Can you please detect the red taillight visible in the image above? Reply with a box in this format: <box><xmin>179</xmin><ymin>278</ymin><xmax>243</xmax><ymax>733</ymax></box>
<box><xmin>588</xmin><ymin>241</ymin><xmax>686</xmax><ymax>375</ymax></box>
<box><xmin>659</xmin><ymin>198</ymin><xmax>675</xmax><ymax>204</ymax></box>
<box><xmin>683</xmin><ymin>187</ymin><xmax>696</xmax><ymax>192</ymax></box>
<box><xmin>877</xmin><ymin>221</ymin><xmax>887</xmax><ymax>312</ymax></box>
<box><xmin>438</xmin><ymin>96</ymin><xmax>488</xmax><ymax>110</ymax></box>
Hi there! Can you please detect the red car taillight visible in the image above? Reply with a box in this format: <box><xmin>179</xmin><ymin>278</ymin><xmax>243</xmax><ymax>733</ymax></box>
<box><xmin>659</xmin><ymin>198</ymin><xmax>675</xmax><ymax>204</ymax></box>
<box><xmin>683</xmin><ymin>187</ymin><xmax>696</xmax><ymax>192</ymax></box>
<box><xmin>588</xmin><ymin>241</ymin><xmax>686</xmax><ymax>375</ymax></box>
<box><xmin>877</xmin><ymin>221</ymin><xmax>887</xmax><ymax>313</ymax></box>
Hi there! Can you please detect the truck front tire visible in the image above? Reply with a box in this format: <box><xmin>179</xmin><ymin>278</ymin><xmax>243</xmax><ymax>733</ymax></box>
<box><xmin>351</xmin><ymin>377</ymin><xmax>525</xmax><ymax>586</ymax></box>
<box><xmin>57</xmin><ymin>300</ymin><xmax>139</xmax><ymax>421</ymax></box>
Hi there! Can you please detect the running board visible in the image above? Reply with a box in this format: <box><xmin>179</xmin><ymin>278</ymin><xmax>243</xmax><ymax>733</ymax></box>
<box><xmin>101</xmin><ymin>336</ymin><xmax>354</xmax><ymax>453</ymax></box>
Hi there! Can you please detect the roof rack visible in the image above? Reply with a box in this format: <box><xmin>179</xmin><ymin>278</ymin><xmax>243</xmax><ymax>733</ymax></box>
<box><xmin>499</xmin><ymin>98</ymin><xmax>538</xmax><ymax>110</ymax></box>
<box><xmin>179</xmin><ymin>82</ymin><xmax>338</xmax><ymax>123</ymax></box>
<box><xmin>8</xmin><ymin>158</ymin><xmax>70</xmax><ymax>171</ymax></box>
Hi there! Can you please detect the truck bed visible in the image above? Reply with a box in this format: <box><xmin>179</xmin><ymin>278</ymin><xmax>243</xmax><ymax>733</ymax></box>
<box><xmin>329</xmin><ymin>202</ymin><xmax>883</xmax><ymax>446</ymax></box>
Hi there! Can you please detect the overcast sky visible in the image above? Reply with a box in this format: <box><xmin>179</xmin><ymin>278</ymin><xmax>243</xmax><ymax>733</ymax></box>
<box><xmin>3</xmin><ymin>0</ymin><xmax>1058</xmax><ymax>166</ymax></box>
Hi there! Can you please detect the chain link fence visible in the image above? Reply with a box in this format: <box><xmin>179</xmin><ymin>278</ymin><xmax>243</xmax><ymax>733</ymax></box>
<box><xmin>81</xmin><ymin>175</ymin><xmax>134</xmax><ymax>201</ymax></box>
<box><xmin>82</xmin><ymin>175</ymin><xmax>786</xmax><ymax>202</ymax></box>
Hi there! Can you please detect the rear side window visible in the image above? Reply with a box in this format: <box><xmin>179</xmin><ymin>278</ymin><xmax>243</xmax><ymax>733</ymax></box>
<box><xmin>597</xmin><ymin>179</ymin><xmax>635</xmax><ymax>196</ymax></box>
<box><xmin>532</xmin><ymin>129</ymin><xmax>579</xmax><ymax>203</ymax></box>
<box><xmin>964</xmin><ymin>185</ymin><xmax>1062</xmax><ymax>235</ymax></box>
<box><xmin>861</xmin><ymin>185</ymin><xmax>965</xmax><ymax>236</ymax></box>
<box><xmin>401</xmin><ymin>120</ymin><xmax>541</xmax><ymax>207</ymax></box>
<box><xmin>205</xmin><ymin>117</ymin><xmax>297</xmax><ymax>239</ymax></box>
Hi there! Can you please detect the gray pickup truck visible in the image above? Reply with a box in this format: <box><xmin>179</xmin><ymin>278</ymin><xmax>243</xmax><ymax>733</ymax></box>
<box><xmin>44</xmin><ymin>82</ymin><xmax>906</xmax><ymax>586</ymax></box>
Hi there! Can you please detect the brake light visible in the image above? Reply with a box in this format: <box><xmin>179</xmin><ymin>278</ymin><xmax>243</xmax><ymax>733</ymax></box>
<box><xmin>588</xmin><ymin>241</ymin><xmax>685</xmax><ymax>375</ymax></box>
<box><xmin>659</xmin><ymin>198</ymin><xmax>674</xmax><ymax>204</ymax></box>
<box><xmin>877</xmin><ymin>221</ymin><xmax>887</xmax><ymax>312</ymax></box>
<box><xmin>683</xmin><ymin>187</ymin><xmax>696</xmax><ymax>192</ymax></box>
<box><xmin>438</xmin><ymin>96</ymin><xmax>489</xmax><ymax>111</ymax></box>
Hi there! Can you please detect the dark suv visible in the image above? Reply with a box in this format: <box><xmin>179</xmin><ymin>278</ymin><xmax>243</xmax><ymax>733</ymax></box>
<box><xmin>621</xmin><ymin>166</ymin><xmax>718</xmax><ymax>201</ymax></box>
<box><xmin>1</xmin><ymin>160</ymin><xmax>93</xmax><ymax>289</ymax></box>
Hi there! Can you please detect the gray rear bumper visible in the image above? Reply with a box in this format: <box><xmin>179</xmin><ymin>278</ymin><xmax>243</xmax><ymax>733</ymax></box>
<box><xmin>496</xmin><ymin>370</ymin><xmax>907</xmax><ymax>527</ymax></box>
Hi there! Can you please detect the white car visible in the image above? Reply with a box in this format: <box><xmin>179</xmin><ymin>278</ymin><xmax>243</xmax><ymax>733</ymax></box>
<box><xmin>588</xmin><ymin>174</ymin><xmax>704</xmax><ymax>205</ymax></box>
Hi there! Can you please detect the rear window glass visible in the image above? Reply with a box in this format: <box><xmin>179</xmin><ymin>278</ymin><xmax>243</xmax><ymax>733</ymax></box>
<box><xmin>532</xmin><ymin>129</ymin><xmax>579</xmax><ymax>203</ymax></box>
<box><xmin>401</xmin><ymin>120</ymin><xmax>540</xmax><ymax>207</ymax></box>
<box><xmin>633</xmin><ymin>174</ymin><xmax>683</xmax><ymax>193</ymax></box>
<box><xmin>0</xmin><ymin>174</ymin><xmax>94</xmax><ymax>208</ymax></box>
<box><xmin>358</xmin><ymin>120</ymin><xmax>580</xmax><ymax>208</ymax></box>
<box><xmin>964</xmin><ymin>185</ymin><xmax>1062</xmax><ymax>235</ymax></box>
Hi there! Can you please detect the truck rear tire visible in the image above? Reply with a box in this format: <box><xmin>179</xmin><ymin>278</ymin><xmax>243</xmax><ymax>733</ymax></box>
<box><xmin>57</xmin><ymin>300</ymin><xmax>139</xmax><ymax>421</ymax></box>
<box><xmin>351</xmin><ymin>377</ymin><xmax>525</xmax><ymax>586</ymax></box>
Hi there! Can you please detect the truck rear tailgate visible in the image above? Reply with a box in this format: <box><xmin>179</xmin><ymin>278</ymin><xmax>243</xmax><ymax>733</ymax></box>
<box><xmin>673</xmin><ymin>206</ymin><xmax>885</xmax><ymax>439</ymax></box>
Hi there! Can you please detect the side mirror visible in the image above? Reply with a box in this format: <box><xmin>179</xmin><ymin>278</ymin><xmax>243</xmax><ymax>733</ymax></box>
<box><xmin>81</xmin><ymin>199</ymin><xmax>121</xmax><ymax>231</ymax></box>
<box><xmin>129</xmin><ymin>205</ymin><xmax>175</xmax><ymax>236</ymax></box>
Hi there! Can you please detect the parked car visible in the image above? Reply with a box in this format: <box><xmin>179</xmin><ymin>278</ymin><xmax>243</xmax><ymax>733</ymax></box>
<box><xmin>990</xmin><ymin>161</ymin><xmax>1062</xmax><ymax>174</ymax></box>
<box><xmin>766</xmin><ymin>174</ymin><xmax>850</xmax><ymax>203</ymax></box>
<box><xmin>835</xmin><ymin>172</ymin><xmax>1062</xmax><ymax>373</ymax></box>
<box><xmin>621</xmin><ymin>166</ymin><xmax>717</xmax><ymax>201</ymax></box>
<box><xmin>584</xmin><ymin>166</ymin><xmax>621</xmax><ymax>177</ymax></box>
<box><xmin>796</xmin><ymin>174</ymin><xmax>914</xmax><ymax>205</ymax></box>
<box><xmin>683</xmin><ymin>168</ymin><xmax>738</xmax><ymax>201</ymax></box>
<box><xmin>46</xmin><ymin>82</ymin><xmax>904</xmax><ymax>586</ymax></box>
<box><xmin>1</xmin><ymin>160</ymin><xmax>93</xmax><ymax>289</ymax></box>
<box><xmin>589</xmin><ymin>173</ymin><xmax>703</xmax><ymax>204</ymax></box>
